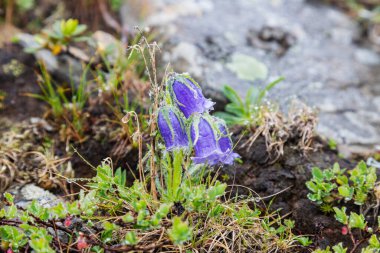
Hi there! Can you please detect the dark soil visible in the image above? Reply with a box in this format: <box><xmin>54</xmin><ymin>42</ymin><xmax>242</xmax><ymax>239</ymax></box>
<box><xmin>0</xmin><ymin>44</ymin><xmax>45</xmax><ymax>121</ymax></box>
<box><xmin>223</xmin><ymin>126</ymin><xmax>366</xmax><ymax>250</ymax></box>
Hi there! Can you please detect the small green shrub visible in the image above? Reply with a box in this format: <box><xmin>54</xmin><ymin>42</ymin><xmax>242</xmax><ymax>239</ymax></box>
<box><xmin>27</xmin><ymin>19</ymin><xmax>88</xmax><ymax>55</ymax></box>
<box><xmin>215</xmin><ymin>77</ymin><xmax>283</xmax><ymax>126</ymax></box>
<box><xmin>306</xmin><ymin>161</ymin><xmax>376</xmax><ymax>208</ymax></box>
<box><xmin>307</xmin><ymin>161</ymin><xmax>380</xmax><ymax>252</ymax></box>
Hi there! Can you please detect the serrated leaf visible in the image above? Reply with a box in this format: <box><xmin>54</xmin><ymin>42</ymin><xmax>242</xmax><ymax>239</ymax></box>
<box><xmin>311</xmin><ymin>167</ymin><xmax>324</xmax><ymax>181</ymax></box>
<box><xmin>348</xmin><ymin>212</ymin><xmax>366</xmax><ymax>230</ymax></box>
<box><xmin>333</xmin><ymin>207</ymin><xmax>348</xmax><ymax>225</ymax></box>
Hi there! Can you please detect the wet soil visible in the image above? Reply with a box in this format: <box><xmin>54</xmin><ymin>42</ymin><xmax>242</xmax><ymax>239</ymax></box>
<box><xmin>0</xmin><ymin>44</ymin><xmax>45</xmax><ymax>121</ymax></box>
<box><xmin>223</xmin><ymin>126</ymin><xmax>368</xmax><ymax>250</ymax></box>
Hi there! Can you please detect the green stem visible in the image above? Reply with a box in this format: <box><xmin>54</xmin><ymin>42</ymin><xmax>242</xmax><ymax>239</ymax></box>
<box><xmin>172</xmin><ymin>149</ymin><xmax>183</xmax><ymax>201</ymax></box>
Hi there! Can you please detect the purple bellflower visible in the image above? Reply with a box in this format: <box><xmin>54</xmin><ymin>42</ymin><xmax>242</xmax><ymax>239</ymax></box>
<box><xmin>216</xmin><ymin>121</ymin><xmax>240</xmax><ymax>164</ymax></box>
<box><xmin>167</xmin><ymin>73</ymin><xmax>214</xmax><ymax>118</ymax></box>
<box><xmin>157</xmin><ymin>106</ymin><xmax>189</xmax><ymax>151</ymax></box>
<box><xmin>190</xmin><ymin>115</ymin><xmax>239</xmax><ymax>165</ymax></box>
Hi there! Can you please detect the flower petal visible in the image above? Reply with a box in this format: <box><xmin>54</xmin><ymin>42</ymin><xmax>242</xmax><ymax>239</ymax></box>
<box><xmin>158</xmin><ymin>106</ymin><xmax>189</xmax><ymax>151</ymax></box>
<box><xmin>169</xmin><ymin>74</ymin><xmax>214</xmax><ymax>118</ymax></box>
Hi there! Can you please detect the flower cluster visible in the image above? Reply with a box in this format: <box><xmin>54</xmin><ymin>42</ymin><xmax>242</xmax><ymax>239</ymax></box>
<box><xmin>158</xmin><ymin>73</ymin><xmax>239</xmax><ymax>165</ymax></box>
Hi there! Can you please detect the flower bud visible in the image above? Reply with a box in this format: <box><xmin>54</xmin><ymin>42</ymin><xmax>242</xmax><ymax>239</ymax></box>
<box><xmin>77</xmin><ymin>233</ymin><xmax>89</xmax><ymax>250</ymax></box>
<box><xmin>167</xmin><ymin>73</ymin><xmax>214</xmax><ymax>118</ymax></box>
<box><xmin>190</xmin><ymin>115</ymin><xmax>239</xmax><ymax>165</ymax></box>
<box><xmin>216</xmin><ymin>121</ymin><xmax>240</xmax><ymax>164</ymax></box>
<box><xmin>158</xmin><ymin>106</ymin><xmax>189</xmax><ymax>151</ymax></box>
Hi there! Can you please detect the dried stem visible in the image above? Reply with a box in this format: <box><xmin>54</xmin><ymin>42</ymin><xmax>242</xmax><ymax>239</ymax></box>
<box><xmin>122</xmin><ymin>111</ymin><xmax>144</xmax><ymax>183</ymax></box>
<box><xmin>5</xmin><ymin>0</ymin><xmax>14</xmax><ymax>25</ymax></box>
<box><xmin>132</xmin><ymin>32</ymin><xmax>161</xmax><ymax>200</ymax></box>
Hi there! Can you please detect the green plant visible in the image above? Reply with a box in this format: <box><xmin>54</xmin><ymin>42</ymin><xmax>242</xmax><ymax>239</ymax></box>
<box><xmin>0</xmin><ymin>90</ymin><xmax>6</xmax><ymax>109</ymax></box>
<box><xmin>27</xmin><ymin>19</ymin><xmax>88</xmax><ymax>55</ymax></box>
<box><xmin>160</xmin><ymin>149</ymin><xmax>186</xmax><ymax>202</ymax></box>
<box><xmin>27</xmin><ymin>64</ymin><xmax>90</xmax><ymax>142</ymax></box>
<box><xmin>328</xmin><ymin>138</ymin><xmax>337</xmax><ymax>150</ymax></box>
<box><xmin>312</xmin><ymin>206</ymin><xmax>380</xmax><ymax>253</ymax></box>
<box><xmin>215</xmin><ymin>77</ymin><xmax>283</xmax><ymax>126</ymax></box>
<box><xmin>168</xmin><ymin>217</ymin><xmax>192</xmax><ymax>245</ymax></box>
<box><xmin>306</xmin><ymin>161</ymin><xmax>376</xmax><ymax>208</ymax></box>
<box><xmin>308</xmin><ymin>161</ymin><xmax>380</xmax><ymax>252</ymax></box>
<box><xmin>28</xmin><ymin>64</ymin><xmax>65</xmax><ymax>117</ymax></box>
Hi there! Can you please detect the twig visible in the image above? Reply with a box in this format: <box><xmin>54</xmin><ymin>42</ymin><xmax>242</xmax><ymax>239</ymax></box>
<box><xmin>104</xmin><ymin>240</ymin><xmax>169</xmax><ymax>252</ymax></box>
<box><xmin>5</xmin><ymin>0</ymin><xmax>14</xmax><ymax>25</ymax></box>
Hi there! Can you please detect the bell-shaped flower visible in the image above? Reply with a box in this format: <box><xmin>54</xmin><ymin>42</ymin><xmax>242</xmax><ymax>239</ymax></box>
<box><xmin>190</xmin><ymin>115</ymin><xmax>239</xmax><ymax>165</ymax></box>
<box><xmin>216</xmin><ymin>120</ymin><xmax>240</xmax><ymax>164</ymax></box>
<box><xmin>167</xmin><ymin>73</ymin><xmax>214</xmax><ymax>118</ymax></box>
<box><xmin>158</xmin><ymin>106</ymin><xmax>189</xmax><ymax>151</ymax></box>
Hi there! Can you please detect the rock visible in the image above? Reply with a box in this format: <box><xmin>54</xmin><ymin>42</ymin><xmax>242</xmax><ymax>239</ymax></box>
<box><xmin>17</xmin><ymin>33</ymin><xmax>86</xmax><ymax>87</ymax></box>
<box><xmin>92</xmin><ymin>31</ymin><xmax>123</xmax><ymax>64</ymax></box>
<box><xmin>226</xmin><ymin>53</ymin><xmax>268</xmax><ymax>82</ymax></box>
<box><xmin>145</xmin><ymin>0</ymin><xmax>213</xmax><ymax>27</ymax></box>
<box><xmin>30</xmin><ymin>117</ymin><xmax>54</xmax><ymax>132</ymax></box>
<box><xmin>196</xmin><ymin>35</ymin><xmax>234</xmax><ymax>61</ymax></box>
<box><xmin>355</xmin><ymin>48</ymin><xmax>380</xmax><ymax>65</ymax></box>
<box><xmin>17</xmin><ymin>33</ymin><xmax>58</xmax><ymax>72</ymax></box>
<box><xmin>165</xmin><ymin>42</ymin><xmax>205</xmax><ymax>79</ymax></box>
<box><xmin>150</xmin><ymin>0</ymin><xmax>380</xmax><ymax>150</ymax></box>
<box><xmin>8</xmin><ymin>183</ymin><xmax>61</xmax><ymax>208</ymax></box>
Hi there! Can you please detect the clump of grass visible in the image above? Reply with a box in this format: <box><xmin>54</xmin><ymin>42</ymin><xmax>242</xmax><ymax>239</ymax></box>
<box><xmin>27</xmin><ymin>63</ymin><xmax>91</xmax><ymax>143</ymax></box>
<box><xmin>216</xmin><ymin>81</ymin><xmax>317</xmax><ymax>163</ymax></box>
<box><xmin>0</xmin><ymin>119</ymin><xmax>70</xmax><ymax>195</ymax></box>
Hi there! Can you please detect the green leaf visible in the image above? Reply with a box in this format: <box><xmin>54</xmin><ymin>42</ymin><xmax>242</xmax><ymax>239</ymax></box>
<box><xmin>122</xmin><ymin>213</ymin><xmax>134</xmax><ymax>223</ymax></box>
<box><xmin>206</xmin><ymin>182</ymin><xmax>226</xmax><ymax>201</ymax></box>
<box><xmin>225</xmin><ymin>103</ymin><xmax>245</xmax><ymax>116</ymax></box>
<box><xmin>101</xmin><ymin>230</ymin><xmax>113</xmax><ymax>243</ymax></box>
<box><xmin>16</xmin><ymin>0</ymin><xmax>35</xmax><ymax>11</ymax></box>
<box><xmin>124</xmin><ymin>231</ymin><xmax>138</xmax><ymax>245</ymax></box>
<box><xmin>348</xmin><ymin>212</ymin><xmax>366</xmax><ymax>230</ymax></box>
<box><xmin>222</xmin><ymin>85</ymin><xmax>244</xmax><ymax>107</ymax></box>
<box><xmin>332</xmin><ymin>243</ymin><xmax>347</xmax><ymax>253</ymax></box>
<box><xmin>338</xmin><ymin>185</ymin><xmax>354</xmax><ymax>200</ymax></box>
<box><xmin>296</xmin><ymin>236</ymin><xmax>312</xmax><ymax>246</ymax></box>
<box><xmin>336</xmin><ymin>175</ymin><xmax>348</xmax><ymax>185</ymax></box>
<box><xmin>306</xmin><ymin>181</ymin><xmax>318</xmax><ymax>193</ymax></box>
<box><xmin>4</xmin><ymin>192</ymin><xmax>14</xmax><ymax>203</ymax></box>
<box><xmin>369</xmin><ymin>234</ymin><xmax>380</xmax><ymax>249</ymax></box>
<box><xmin>214</xmin><ymin>112</ymin><xmax>246</xmax><ymax>125</ymax></box>
<box><xmin>6</xmin><ymin>205</ymin><xmax>17</xmax><ymax>219</ymax></box>
<box><xmin>311</xmin><ymin>167</ymin><xmax>324</xmax><ymax>181</ymax></box>
<box><xmin>256</xmin><ymin>77</ymin><xmax>283</xmax><ymax>105</ymax></box>
<box><xmin>168</xmin><ymin>217</ymin><xmax>192</xmax><ymax>245</ymax></box>
<box><xmin>333</xmin><ymin>207</ymin><xmax>348</xmax><ymax>225</ymax></box>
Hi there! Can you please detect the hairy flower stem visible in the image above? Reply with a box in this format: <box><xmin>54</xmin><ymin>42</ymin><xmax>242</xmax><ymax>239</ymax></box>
<box><xmin>165</xmin><ymin>149</ymin><xmax>183</xmax><ymax>201</ymax></box>
<box><xmin>133</xmin><ymin>35</ymin><xmax>161</xmax><ymax>199</ymax></box>
<box><xmin>122</xmin><ymin>112</ymin><xmax>144</xmax><ymax>183</ymax></box>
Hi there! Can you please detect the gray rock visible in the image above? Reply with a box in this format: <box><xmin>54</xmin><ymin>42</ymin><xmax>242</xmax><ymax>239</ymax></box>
<box><xmin>8</xmin><ymin>184</ymin><xmax>61</xmax><ymax>208</ymax></box>
<box><xmin>17</xmin><ymin>33</ymin><xmax>86</xmax><ymax>87</ymax></box>
<box><xmin>147</xmin><ymin>0</ymin><xmax>380</xmax><ymax>151</ymax></box>
<box><xmin>17</xmin><ymin>33</ymin><xmax>58</xmax><ymax>72</ymax></box>
<box><xmin>164</xmin><ymin>42</ymin><xmax>205</xmax><ymax>79</ymax></box>
<box><xmin>355</xmin><ymin>48</ymin><xmax>380</xmax><ymax>66</ymax></box>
